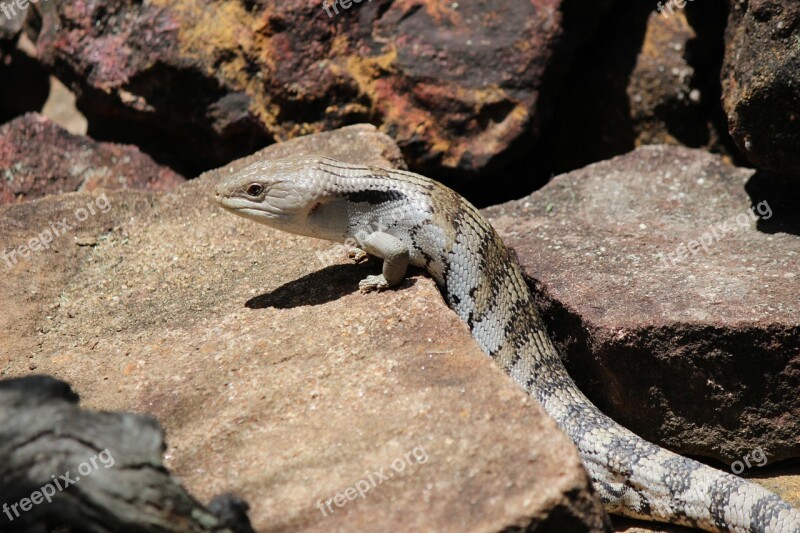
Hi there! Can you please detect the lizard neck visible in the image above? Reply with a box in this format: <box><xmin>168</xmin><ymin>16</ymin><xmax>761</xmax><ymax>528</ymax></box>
<box><xmin>286</xmin><ymin>198</ymin><xmax>349</xmax><ymax>243</ymax></box>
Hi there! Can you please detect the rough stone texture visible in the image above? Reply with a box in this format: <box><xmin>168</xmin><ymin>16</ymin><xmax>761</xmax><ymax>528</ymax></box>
<box><xmin>485</xmin><ymin>145</ymin><xmax>800</xmax><ymax>464</ymax></box>
<box><xmin>0</xmin><ymin>125</ymin><xmax>609</xmax><ymax>532</ymax></box>
<box><xmin>722</xmin><ymin>0</ymin><xmax>800</xmax><ymax>176</ymax></box>
<box><xmin>31</xmin><ymin>0</ymin><xmax>614</xmax><ymax>180</ymax></box>
<box><xmin>547</xmin><ymin>0</ymin><xmax>735</xmax><ymax>174</ymax></box>
<box><xmin>0</xmin><ymin>375</ymin><xmax>254</xmax><ymax>532</ymax></box>
<box><xmin>0</xmin><ymin>113</ymin><xmax>185</xmax><ymax>204</ymax></box>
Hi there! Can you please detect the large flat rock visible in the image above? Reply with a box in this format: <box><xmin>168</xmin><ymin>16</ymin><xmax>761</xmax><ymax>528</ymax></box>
<box><xmin>0</xmin><ymin>125</ymin><xmax>608</xmax><ymax>532</ymax></box>
<box><xmin>485</xmin><ymin>145</ymin><xmax>800</xmax><ymax>464</ymax></box>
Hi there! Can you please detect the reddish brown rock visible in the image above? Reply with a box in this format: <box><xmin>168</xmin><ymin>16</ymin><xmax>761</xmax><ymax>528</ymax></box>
<box><xmin>0</xmin><ymin>125</ymin><xmax>609</xmax><ymax>532</ymax></box>
<box><xmin>722</xmin><ymin>0</ymin><xmax>800</xmax><ymax>176</ymax></box>
<box><xmin>31</xmin><ymin>0</ymin><xmax>614</xmax><ymax>181</ymax></box>
<box><xmin>547</xmin><ymin>1</ymin><xmax>735</xmax><ymax>174</ymax></box>
<box><xmin>485</xmin><ymin>145</ymin><xmax>800</xmax><ymax>464</ymax></box>
<box><xmin>0</xmin><ymin>113</ymin><xmax>184</xmax><ymax>203</ymax></box>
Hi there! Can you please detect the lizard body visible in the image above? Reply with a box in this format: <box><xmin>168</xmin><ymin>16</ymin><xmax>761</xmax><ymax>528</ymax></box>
<box><xmin>214</xmin><ymin>155</ymin><xmax>800</xmax><ymax>533</ymax></box>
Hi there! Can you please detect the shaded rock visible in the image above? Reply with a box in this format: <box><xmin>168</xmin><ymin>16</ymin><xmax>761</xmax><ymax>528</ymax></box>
<box><xmin>0</xmin><ymin>113</ymin><xmax>185</xmax><ymax>204</ymax></box>
<box><xmin>485</xmin><ymin>145</ymin><xmax>800</xmax><ymax>464</ymax></box>
<box><xmin>0</xmin><ymin>124</ymin><xmax>609</xmax><ymax>532</ymax></box>
<box><xmin>0</xmin><ymin>375</ymin><xmax>254</xmax><ymax>532</ymax></box>
<box><xmin>547</xmin><ymin>0</ymin><xmax>735</xmax><ymax>174</ymax></box>
<box><xmin>722</xmin><ymin>0</ymin><xmax>800</xmax><ymax>176</ymax></box>
<box><xmin>1</xmin><ymin>31</ymin><xmax>87</xmax><ymax>134</ymax></box>
<box><xmin>0</xmin><ymin>42</ymin><xmax>50</xmax><ymax>125</ymax></box>
<box><xmin>31</xmin><ymin>0</ymin><xmax>614</xmax><ymax>181</ymax></box>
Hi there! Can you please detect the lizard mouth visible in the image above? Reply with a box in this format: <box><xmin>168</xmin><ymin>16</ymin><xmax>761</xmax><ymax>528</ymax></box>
<box><xmin>216</xmin><ymin>196</ymin><xmax>286</xmax><ymax>221</ymax></box>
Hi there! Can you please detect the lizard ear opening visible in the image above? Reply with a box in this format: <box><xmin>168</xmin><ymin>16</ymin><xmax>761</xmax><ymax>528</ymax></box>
<box><xmin>306</xmin><ymin>196</ymin><xmax>348</xmax><ymax>226</ymax></box>
<box><xmin>308</xmin><ymin>201</ymin><xmax>324</xmax><ymax>215</ymax></box>
<box><xmin>306</xmin><ymin>190</ymin><xmax>346</xmax><ymax>216</ymax></box>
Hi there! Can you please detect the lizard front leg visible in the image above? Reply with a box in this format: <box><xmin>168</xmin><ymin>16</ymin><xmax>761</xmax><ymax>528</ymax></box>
<box><xmin>357</xmin><ymin>232</ymin><xmax>409</xmax><ymax>293</ymax></box>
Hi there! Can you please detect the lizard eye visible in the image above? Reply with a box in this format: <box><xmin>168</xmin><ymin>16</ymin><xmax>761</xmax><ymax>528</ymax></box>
<box><xmin>246</xmin><ymin>183</ymin><xmax>264</xmax><ymax>197</ymax></box>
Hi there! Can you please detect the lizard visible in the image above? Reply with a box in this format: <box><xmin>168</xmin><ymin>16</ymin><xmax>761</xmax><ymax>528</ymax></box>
<box><xmin>213</xmin><ymin>154</ymin><xmax>800</xmax><ymax>533</ymax></box>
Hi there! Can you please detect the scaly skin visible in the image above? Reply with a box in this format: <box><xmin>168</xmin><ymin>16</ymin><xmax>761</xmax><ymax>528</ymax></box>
<box><xmin>214</xmin><ymin>155</ymin><xmax>800</xmax><ymax>532</ymax></box>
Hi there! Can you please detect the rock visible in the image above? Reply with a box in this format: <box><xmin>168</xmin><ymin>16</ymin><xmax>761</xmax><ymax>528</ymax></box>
<box><xmin>0</xmin><ymin>375</ymin><xmax>254</xmax><ymax>532</ymax></box>
<box><xmin>749</xmin><ymin>465</ymin><xmax>800</xmax><ymax>520</ymax></box>
<box><xmin>484</xmin><ymin>145</ymin><xmax>800</xmax><ymax>464</ymax></box>
<box><xmin>0</xmin><ymin>124</ymin><xmax>609</xmax><ymax>532</ymax></box>
<box><xmin>31</xmin><ymin>0</ymin><xmax>614</xmax><ymax>180</ymax></box>
<box><xmin>722</xmin><ymin>0</ymin><xmax>800</xmax><ymax>176</ymax></box>
<box><xmin>0</xmin><ymin>2</ymin><xmax>25</xmax><ymax>43</ymax></box>
<box><xmin>40</xmin><ymin>75</ymin><xmax>90</xmax><ymax>136</ymax></box>
<box><xmin>1</xmin><ymin>30</ymin><xmax>86</xmax><ymax>134</ymax></box>
<box><xmin>0</xmin><ymin>113</ymin><xmax>185</xmax><ymax>204</ymax></box>
<box><xmin>547</xmin><ymin>1</ymin><xmax>734</xmax><ymax>174</ymax></box>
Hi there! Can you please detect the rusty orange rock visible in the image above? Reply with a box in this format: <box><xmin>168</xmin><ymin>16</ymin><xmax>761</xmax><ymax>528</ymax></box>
<box><xmin>33</xmin><ymin>0</ymin><xmax>615</xmax><ymax>181</ymax></box>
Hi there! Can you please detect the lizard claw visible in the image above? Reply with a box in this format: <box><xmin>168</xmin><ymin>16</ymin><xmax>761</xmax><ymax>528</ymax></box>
<box><xmin>348</xmin><ymin>248</ymin><xmax>369</xmax><ymax>264</ymax></box>
<box><xmin>358</xmin><ymin>274</ymin><xmax>390</xmax><ymax>293</ymax></box>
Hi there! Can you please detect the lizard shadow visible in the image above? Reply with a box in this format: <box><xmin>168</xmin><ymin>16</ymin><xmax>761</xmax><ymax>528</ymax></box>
<box><xmin>245</xmin><ymin>259</ymin><xmax>419</xmax><ymax>309</ymax></box>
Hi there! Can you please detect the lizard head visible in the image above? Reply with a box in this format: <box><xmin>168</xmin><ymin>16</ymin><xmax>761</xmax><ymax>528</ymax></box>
<box><xmin>213</xmin><ymin>155</ymin><xmax>348</xmax><ymax>240</ymax></box>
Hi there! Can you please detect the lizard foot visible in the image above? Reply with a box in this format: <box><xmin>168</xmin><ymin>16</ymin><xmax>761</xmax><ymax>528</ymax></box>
<box><xmin>348</xmin><ymin>248</ymin><xmax>369</xmax><ymax>264</ymax></box>
<box><xmin>358</xmin><ymin>274</ymin><xmax>390</xmax><ymax>293</ymax></box>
